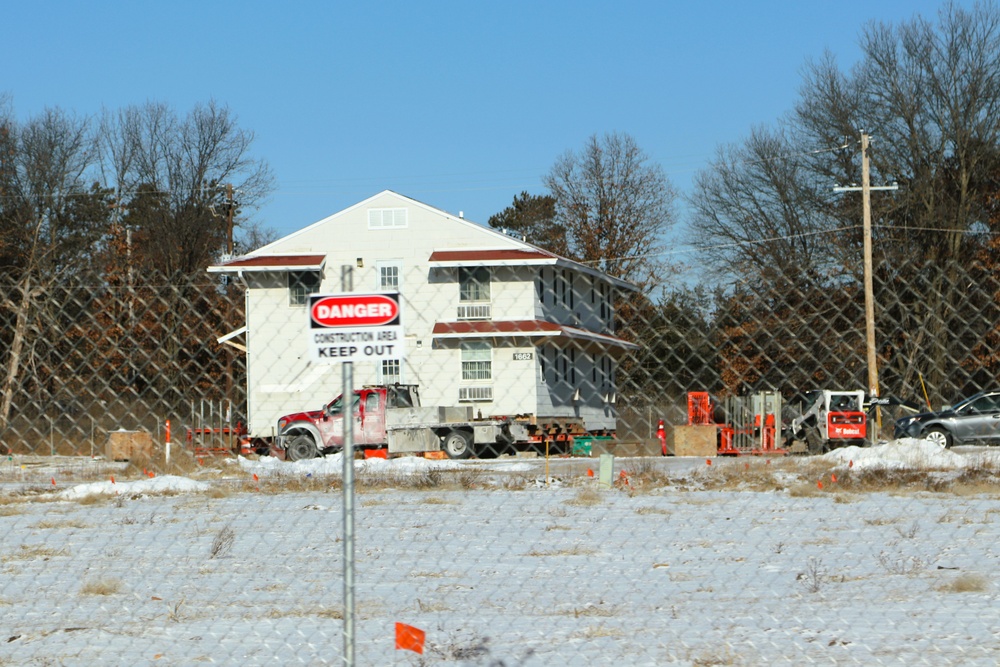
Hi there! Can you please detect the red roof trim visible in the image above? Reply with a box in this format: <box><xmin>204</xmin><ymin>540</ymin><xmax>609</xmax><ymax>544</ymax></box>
<box><xmin>432</xmin><ymin>320</ymin><xmax>561</xmax><ymax>335</ymax></box>
<box><xmin>428</xmin><ymin>249</ymin><xmax>556</xmax><ymax>263</ymax></box>
<box><xmin>209</xmin><ymin>254</ymin><xmax>326</xmax><ymax>270</ymax></box>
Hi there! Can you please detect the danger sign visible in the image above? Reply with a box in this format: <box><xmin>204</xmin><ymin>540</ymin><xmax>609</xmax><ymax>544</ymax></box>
<box><xmin>311</xmin><ymin>294</ymin><xmax>399</xmax><ymax>328</ymax></box>
<box><xmin>308</xmin><ymin>292</ymin><xmax>404</xmax><ymax>364</ymax></box>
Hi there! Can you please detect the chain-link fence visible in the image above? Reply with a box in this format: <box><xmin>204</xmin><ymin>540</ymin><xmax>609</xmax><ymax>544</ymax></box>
<box><xmin>1</xmin><ymin>257</ymin><xmax>999</xmax><ymax>665</ymax></box>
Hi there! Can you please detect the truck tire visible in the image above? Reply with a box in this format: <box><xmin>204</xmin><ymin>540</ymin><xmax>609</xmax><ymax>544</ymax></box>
<box><xmin>923</xmin><ymin>427</ymin><xmax>952</xmax><ymax>449</ymax></box>
<box><xmin>443</xmin><ymin>430</ymin><xmax>473</xmax><ymax>459</ymax></box>
<box><xmin>286</xmin><ymin>434</ymin><xmax>319</xmax><ymax>461</ymax></box>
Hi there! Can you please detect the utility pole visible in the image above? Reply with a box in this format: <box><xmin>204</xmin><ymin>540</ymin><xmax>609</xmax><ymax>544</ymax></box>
<box><xmin>833</xmin><ymin>132</ymin><xmax>898</xmax><ymax>438</ymax></box>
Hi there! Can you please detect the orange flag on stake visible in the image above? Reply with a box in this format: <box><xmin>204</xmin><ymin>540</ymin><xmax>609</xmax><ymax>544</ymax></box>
<box><xmin>395</xmin><ymin>622</ymin><xmax>425</xmax><ymax>654</ymax></box>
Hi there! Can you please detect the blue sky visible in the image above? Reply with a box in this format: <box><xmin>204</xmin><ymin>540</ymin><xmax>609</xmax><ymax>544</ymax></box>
<box><xmin>3</xmin><ymin>1</ymin><xmax>975</xmax><ymax>241</ymax></box>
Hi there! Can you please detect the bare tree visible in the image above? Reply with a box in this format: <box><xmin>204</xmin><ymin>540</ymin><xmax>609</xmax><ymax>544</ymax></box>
<box><xmin>0</xmin><ymin>106</ymin><xmax>107</xmax><ymax>435</ymax></box>
<box><xmin>99</xmin><ymin>100</ymin><xmax>274</xmax><ymax>275</ymax></box>
<box><xmin>688</xmin><ymin>125</ymin><xmax>840</xmax><ymax>289</ymax></box>
<box><xmin>544</xmin><ymin>132</ymin><xmax>678</xmax><ymax>292</ymax></box>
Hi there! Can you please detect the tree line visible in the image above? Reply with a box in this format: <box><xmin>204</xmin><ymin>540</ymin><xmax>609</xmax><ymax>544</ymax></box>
<box><xmin>0</xmin><ymin>98</ymin><xmax>272</xmax><ymax>437</ymax></box>
<box><xmin>491</xmin><ymin>2</ymin><xmax>1000</xmax><ymax>407</ymax></box>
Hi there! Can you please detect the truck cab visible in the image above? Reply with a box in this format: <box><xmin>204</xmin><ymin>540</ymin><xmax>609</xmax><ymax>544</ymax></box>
<box><xmin>276</xmin><ymin>384</ymin><xmax>420</xmax><ymax>461</ymax></box>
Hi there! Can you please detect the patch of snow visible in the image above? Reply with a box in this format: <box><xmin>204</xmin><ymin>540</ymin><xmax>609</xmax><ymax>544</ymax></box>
<box><xmin>822</xmin><ymin>437</ymin><xmax>969</xmax><ymax>469</ymax></box>
<box><xmin>57</xmin><ymin>474</ymin><xmax>209</xmax><ymax>500</ymax></box>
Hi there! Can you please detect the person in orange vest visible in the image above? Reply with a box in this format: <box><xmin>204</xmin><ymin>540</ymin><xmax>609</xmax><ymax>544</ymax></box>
<box><xmin>657</xmin><ymin>419</ymin><xmax>666</xmax><ymax>456</ymax></box>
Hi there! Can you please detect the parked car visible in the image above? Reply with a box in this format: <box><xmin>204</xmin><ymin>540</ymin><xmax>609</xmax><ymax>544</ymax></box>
<box><xmin>893</xmin><ymin>390</ymin><xmax>1000</xmax><ymax>448</ymax></box>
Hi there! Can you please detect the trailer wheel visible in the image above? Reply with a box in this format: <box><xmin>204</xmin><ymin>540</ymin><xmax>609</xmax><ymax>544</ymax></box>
<box><xmin>286</xmin><ymin>434</ymin><xmax>319</xmax><ymax>461</ymax></box>
<box><xmin>443</xmin><ymin>430</ymin><xmax>473</xmax><ymax>459</ymax></box>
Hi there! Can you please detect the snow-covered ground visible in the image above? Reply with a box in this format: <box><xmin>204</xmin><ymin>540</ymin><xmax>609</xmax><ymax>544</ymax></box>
<box><xmin>1</xmin><ymin>439</ymin><xmax>999</xmax><ymax>666</ymax></box>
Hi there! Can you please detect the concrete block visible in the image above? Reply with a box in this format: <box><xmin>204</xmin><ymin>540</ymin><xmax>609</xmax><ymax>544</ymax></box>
<box><xmin>106</xmin><ymin>430</ymin><xmax>153</xmax><ymax>461</ymax></box>
<box><xmin>671</xmin><ymin>425</ymin><xmax>717</xmax><ymax>457</ymax></box>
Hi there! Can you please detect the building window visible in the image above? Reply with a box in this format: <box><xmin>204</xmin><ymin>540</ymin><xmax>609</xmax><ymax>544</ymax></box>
<box><xmin>459</xmin><ymin>267</ymin><xmax>491</xmax><ymax>302</ymax></box>
<box><xmin>380</xmin><ymin>359</ymin><xmax>401</xmax><ymax>384</ymax></box>
<box><xmin>461</xmin><ymin>341</ymin><xmax>492</xmax><ymax>381</ymax></box>
<box><xmin>368</xmin><ymin>208</ymin><xmax>407</xmax><ymax>229</ymax></box>
<box><xmin>289</xmin><ymin>271</ymin><xmax>321</xmax><ymax>306</ymax></box>
<box><xmin>377</xmin><ymin>260</ymin><xmax>401</xmax><ymax>290</ymax></box>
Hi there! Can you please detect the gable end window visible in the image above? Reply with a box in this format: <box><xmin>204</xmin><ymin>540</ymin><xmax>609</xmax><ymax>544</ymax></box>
<box><xmin>368</xmin><ymin>208</ymin><xmax>408</xmax><ymax>229</ymax></box>
<box><xmin>289</xmin><ymin>271</ymin><xmax>322</xmax><ymax>306</ymax></box>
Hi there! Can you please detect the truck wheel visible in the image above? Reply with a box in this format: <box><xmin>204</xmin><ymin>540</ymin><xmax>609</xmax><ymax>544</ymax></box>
<box><xmin>443</xmin><ymin>430</ymin><xmax>473</xmax><ymax>459</ymax></box>
<box><xmin>286</xmin><ymin>434</ymin><xmax>319</xmax><ymax>461</ymax></box>
<box><xmin>923</xmin><ymin>427</ymin><xmax>952</xmax><ymax>449</ymax></box>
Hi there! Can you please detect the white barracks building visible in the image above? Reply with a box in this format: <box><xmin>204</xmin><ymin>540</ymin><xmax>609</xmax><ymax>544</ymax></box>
<box><xmin>208</xmin><ymin>191</ymin><xmax>637</xmax><ymax>438</ymax></box>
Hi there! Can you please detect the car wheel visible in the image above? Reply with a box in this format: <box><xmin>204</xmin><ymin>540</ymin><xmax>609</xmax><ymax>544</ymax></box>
<box><xmin>286</xmin><ymin>434</ymin><xmax>319</xmax><ymax>461</ymax></box>
<box><xmin>923</xmin><ymin>427</ymin><xmax>952</xmax><ymax>449</ymax></box>
<box><xmin>443</xmin><ymin>430</ymin><xmax>473</xmax><ymax>459</ymax></box>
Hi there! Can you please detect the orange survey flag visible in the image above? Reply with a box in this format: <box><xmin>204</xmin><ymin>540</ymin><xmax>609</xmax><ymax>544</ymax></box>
<box><xmin>395</xmin><ymin>622</ymin><xmax>425</xmax><ymax>654</ymax></box>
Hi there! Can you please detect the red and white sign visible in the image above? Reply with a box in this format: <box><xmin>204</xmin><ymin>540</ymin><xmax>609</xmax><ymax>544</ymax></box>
<box><xmin>310</xmin><ymin>294</ymin><xmax>400</xmax><ymax>328</ymax></box>
<box><xmin>308</xmin><ymin>292</ymin><xmax>404</xmax><ymax>364</ymax></box>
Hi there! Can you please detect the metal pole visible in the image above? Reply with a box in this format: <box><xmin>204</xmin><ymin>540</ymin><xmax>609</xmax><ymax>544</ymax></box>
<box><xmin>342</xmin><ymin>361</ymin><xmax>355</xmax><ymax>666</ymax></box>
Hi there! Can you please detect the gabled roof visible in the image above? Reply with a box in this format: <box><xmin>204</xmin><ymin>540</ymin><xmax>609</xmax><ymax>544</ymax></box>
<box><xmin>431</xmin><ymin>320</ymin><xmax>638</xmax><ymax>350</ymax></box>
<box><xmin>206</xmin><ymin>190</ymin><xmax>636</xmax><ymax>290</ymax></box>
<box><xmin>207</xmin><ymin>254</ymin><xmax>326</xmax><ymax>273</ymax></box>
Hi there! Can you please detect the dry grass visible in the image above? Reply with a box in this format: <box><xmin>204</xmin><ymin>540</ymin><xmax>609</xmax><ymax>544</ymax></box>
<box><xmin>210</xmin><ymin>525</ymin><xmax>236</xmax><ymax>558</ymax></box>
<box><xmin>571</xmin><ymin>603</ymin><xmax>619</xmax><ymax>618</ymax></box>
<box><xmin>635</xmin><ymin>505</ymin><xmax>670</xmax><ymax>516</ymax></box>
<box><xmin>34</xmin><ymin>518</ymin><xmax>89</xmax><ymax>530</ymax></box>
<box><xmin>499</xmin><ymin>473</ymin><xmax>531</xmax><ymax>490</ymax></box>
<box><xmin>417</xmin><ymin>598</ymin><xmax>452</xmax><ymax>613</ymax></box>
<box><xmin>249</xmin><ymin>475</ymin><xmax>340</xmax><ymax>495</ymax></box>
<box><xmin>566</xmin><ymin>486</ymin><xmax>604</xmax><ymax>507</ymax></box>
<box><xmin>939</xmin><ymin>572</ymin><xmax>989</xmax><ymax>593</ymax></box>
<box><xmin>7</xmin><ymin>545</ymin><xmax>69</xmax><ymax>561</ymax></box>
<box><xmin>527</xmin><ymin>544</ymin><xmax>597</xmax><ymax>557</ymax></box>
<box><xmin>876</xmin><ymin>550</ymin><xmax>925</xmax><ymax>576</ymax></box>
<box><xmin>834</xmin><ymin>467</ymin><xmax>955</xmax><ymax>493</ymax></box>
<box><xmin>787</xmin><ymin>483</ymin><xmax>824</xmax><ymax>497</ymax></box>
<box><xmin>574</xmin><ymin>625</ymin><xmax>624</xmax><ymax>639</ymax></box>
<box><xmin>260</xmin><ymin>605</ymin><xmax>344</xmax><ymax>620</ymax></box>
<box><xmin>80</xmin><ymin>578</ymin><xmax>123</xmax><ymax>596</ymax></box>
<box><xmin>421</xmin><ymin>495</ymin><xmax>456</xmax><ymax>505</ymax></box>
